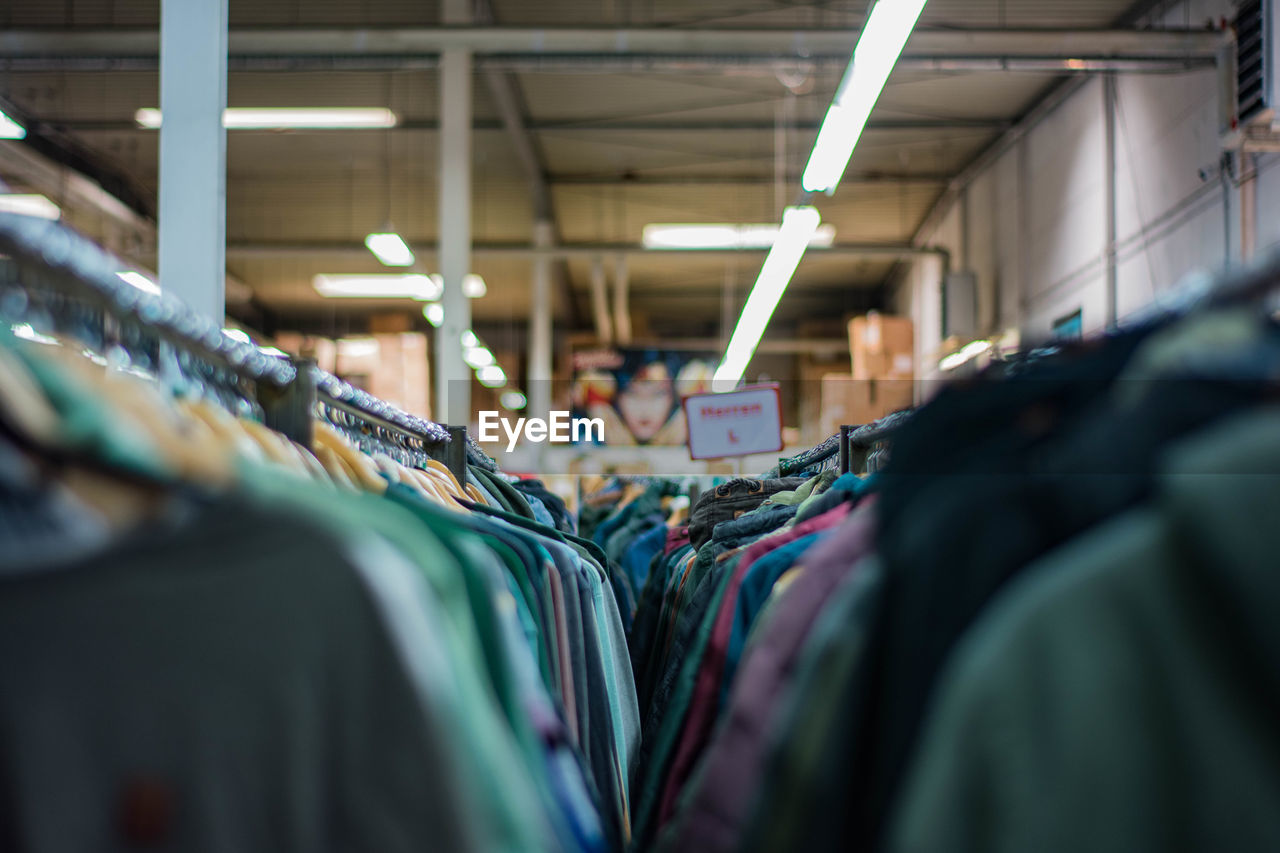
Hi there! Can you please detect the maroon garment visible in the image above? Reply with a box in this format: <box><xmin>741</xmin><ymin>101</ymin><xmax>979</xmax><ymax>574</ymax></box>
<box><xmin>665</xmin><ymin>525</ymin><xmax>690</xmax><ymax>556</ymax></box>
<box><xmin>655</xmin><ymin>501</ymin><xmax>877</xmax><ymax>853</ymax></box>
<box><xmin>654</xmin><ymin>502</ymin><xmax>856</xmax><ymax>830</ymax></box>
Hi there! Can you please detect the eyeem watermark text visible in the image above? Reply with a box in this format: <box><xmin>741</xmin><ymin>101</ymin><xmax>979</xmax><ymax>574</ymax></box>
<box><xmin>478</xmin><ymin>411</ymin><xmax>604</xmax><ymax>452</ymax></box>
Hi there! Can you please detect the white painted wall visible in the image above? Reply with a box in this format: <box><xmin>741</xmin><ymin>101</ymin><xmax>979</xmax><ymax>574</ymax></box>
<box><xmin>891</xmin><ymin>0</ymin><xmax>1262</xmax><ymax>379</ymax></box>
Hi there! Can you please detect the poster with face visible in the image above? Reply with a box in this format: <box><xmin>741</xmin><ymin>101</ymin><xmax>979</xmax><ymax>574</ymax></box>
<box><xmin>571</xmin><ymin>348</ymin><xmax>717</xmax><ymax>446</ymax></box>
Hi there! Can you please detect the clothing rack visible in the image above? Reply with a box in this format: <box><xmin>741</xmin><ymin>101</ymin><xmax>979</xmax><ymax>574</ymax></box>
<box><xmin>838</xmin><ymin>412</ymin><xmax>911</xmax><ymax>475</ymax></box>
<box><xmin>0</xmin><ymin>213</ymin><xmax>470</xmax><ymax>485</ymax></box>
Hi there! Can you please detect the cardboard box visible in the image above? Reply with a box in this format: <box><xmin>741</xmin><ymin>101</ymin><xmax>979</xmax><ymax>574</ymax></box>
<box><xmin>870</xmin><ymin>377</ymin><xmax>915</xmax><ymax>416</ymax></box>
<box><xmin>819</xmin><ymin>374</ymin><xmax>875</xmax><ymax>439</ymax></box>
<box><xmin>819</xmin><ymin>374</ymin><xmax>915</xmax><ymax>438</ymax></box>
<box><xmin>849</xmin><ymin>312</ymin><xmax>915</xmax><ymax>380</ymax></box>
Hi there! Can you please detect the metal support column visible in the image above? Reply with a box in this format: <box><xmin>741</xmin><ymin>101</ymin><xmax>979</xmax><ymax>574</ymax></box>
<box><xmin>435</xmin><ymin>1</ymin><xmax>473</xmax><ymax>425</ymax></box>
<box><xmin>590</xmin><ymin>257</ymin><xmax>613</xmax><ymax>343</ymax></box>
<box><xmin>1103</xmin><ymin>73</ymin><xmax>1118</xmax><ymax>329</ymax></box>
<box><xmin>1241</xmin><ymin>153</ymin><xmax>1258</xmax><ymax>261</ymax></box>
<box><xmin>529</xmin><ymin>219</ymin><xmax>554</xmax><ymax>423</ymax></box>
<box><xmin>158</xmin><ymin>0</ymin><xmax>227</xmax><ymax>322</ymax></box>
<box><xmin>613</xmin><ymin>255</ymin><xmax>632</xmax><ymax>345</ymax></box>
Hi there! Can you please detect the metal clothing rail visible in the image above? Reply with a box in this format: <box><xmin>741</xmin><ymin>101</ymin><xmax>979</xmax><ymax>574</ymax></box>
<box><xmin>838</xmin><ymin>410</ymin><xmax>914</xmax><ymax>476</ymax></box>
<box><xmin>0</xmin><ymin>213</ymin><xmax>296</xmax><ymax>390</ymax></box>
<box><xmin>312</xmin><ymin>369</ymin><xmax>469</xmax><ymax>485</ymax></box>
<box><xmin>0</xmin><ymin>213</ymin><xmax>472</xmax><ymax>484</ymax></box>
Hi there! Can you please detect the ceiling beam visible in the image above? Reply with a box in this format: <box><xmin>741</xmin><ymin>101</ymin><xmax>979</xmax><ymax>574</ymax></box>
<box><xmin>549</xmin><ymin>173</ymin><xmax>951</xmax><ymax>186</ymax></box>
<box><xmin>472</xmin><ymin>0</ymin><xmax>583</xmax><ymax>328</ymax></box>
<box><xmin>45</xmin><ymin>118</ymin><xmax>1012</xmax><ymax>134</ymax></box>
<box><xmin>0</xmin><ymin>94</ymin><xmax>154</xmax><ymax>220</ymax></box>
<box><xmin>225</xmin><ymin>241</ymin><xmax>946</xmax><ymax>261</ymax></box>
<box><xmin>0</xmin><ymin>26</ymin><xmax>1227</xmax><ymax>58</ymax></box>
<box><xmin>0</xmin><ymin>27</ymin><xmax>1228</xmax><ymax>74</ymax></box>
<box><xmin>0</xmin><ymin>56</ymin><xmax>1212</xmax><ymax>74</ymax></box>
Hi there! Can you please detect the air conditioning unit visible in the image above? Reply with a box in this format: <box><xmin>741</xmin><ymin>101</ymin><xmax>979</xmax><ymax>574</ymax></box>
<box><xmin>1228</xmin><ymin>0</ymin><xmax>1280</xmax><ymax>150</ymax></box>
<box><xmin>1235</xmin><ymin>0</ymin><xmax>1267</xmax><ymax>125</ymax></box>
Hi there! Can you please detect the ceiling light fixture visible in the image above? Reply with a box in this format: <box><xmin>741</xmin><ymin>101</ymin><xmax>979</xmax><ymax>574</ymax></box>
<box><xmin>430</xmin><ymin>273</ymin><xmax>489</xmax><ymax>298</ymax></box>
<box><xmin>0</xmin><ymin>109</ymin><xmax>26</xmax><ymax>140</ymax></box>
<box><xmin>116</xmin><ymin>270</ymin><xmax>161</xmax><ymax>296</ymax></box>
<box><xmin>423</xmin><ymin>303</ymin><xmax>444</xmax><ymax>327</ymax></box>
<box><xmin>135</xmin><ymin>107</ymin><xmax>398</xmax><ymax>130</ymax></box>
<box><xmin>802</xmin><ymin>0</ymin><xmax>929</xmax><ymax>194</ymax></box>
<box><xmin>939</xmin><ymin>339</ymin><xmax>992</xmax><ymax>372</ymax></box>
<box><xmin>712</xmin><ymin>206</ymin><xmax>823</xmax><ymax>389</ymax></box>
<box><xmin>363</xmin><ymin>232</ymin><xmax>415</xmax><ymax>267</ymax></box>
<box><xmin>477</xmin><ymin>365</ymin><xmax>507</xmax><ymax>388</ymax></box>
<box><xmin>0</xmin><ymin>194</ymin><xmax>60</xmax><ymax>220</ymax></box>
<box><xmin>642</xmin><ymin>222</ymin><xmax>837</xmax><ymax>250</ymax></box>
<box><xmin>464</xmin><ymin>346</ymin><xmax>496</xmax><ymax>369</ymax></box>
<box><xmin>337</xmin><ymin>338</ymin><xmax>380</xmax><ymax>359</ymax></box>
<box><xmin>313</xmin><ymin>273</ymin><xmax>439</xmax><ymax>300</ymax></box>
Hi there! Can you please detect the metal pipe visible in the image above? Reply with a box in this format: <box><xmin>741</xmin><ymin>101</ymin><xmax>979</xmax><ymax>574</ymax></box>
<box><xmin>1104</xmin><ymin>73</ymin><xmax>1118</xmax><ymax>329</ymax></box>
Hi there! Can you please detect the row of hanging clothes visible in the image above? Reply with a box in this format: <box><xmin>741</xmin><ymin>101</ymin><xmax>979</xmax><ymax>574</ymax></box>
<box><xmin>0</xmin><ymin>213</ymin><xmax>638</xmax><ymax>852</ymax></box>
<box><xmin>615</xmin><ymin>249</ymin><xmax>1280</xmax><ymax>853</ymax></box>
<box><xmin>577</xmin><ymin>476</ymin><xmax>709</xmax><ymax>632</ymax></box>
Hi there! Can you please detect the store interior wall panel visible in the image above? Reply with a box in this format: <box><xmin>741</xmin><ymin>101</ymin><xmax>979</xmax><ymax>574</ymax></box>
<box><xmin>1021</xmin><ymin>77</ymin><xmax>1107</xmax><ymax>335</ymax></box>
<box><xmin>893</xmin><ymin>0</ymin><xmax>1244</xmax><ymax>372</ymax></box>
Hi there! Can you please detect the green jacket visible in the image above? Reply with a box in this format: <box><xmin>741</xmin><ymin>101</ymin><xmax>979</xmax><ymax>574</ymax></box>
<box><xmin>890</xmin><ymin>406</ymin><xmax>1280</xmax><ymax>853</ymax></box>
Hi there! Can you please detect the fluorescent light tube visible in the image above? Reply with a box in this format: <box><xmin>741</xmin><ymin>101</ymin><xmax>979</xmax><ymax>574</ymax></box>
<box><xmin>313</xmin><ymin>273</ymin><xmax>439</xmax><ymax>299</ymax></box>
<box><xmin>10</xmin><ymin>323</ymin><xmax>58</xmax><ymax>345</ymax></box>
<box><xmin>431</xmin><ymin>273</ymin><xmax>488</xmax><ymax>298</ymax></box>
<box><xmin>364</xmin><ymin>233</ymin><xmax>415</xmax><ymax>267</ymax></box>
<box><xmin>0</xmin><ymin>109</ymin><xmax>25</xmax><ymax>139</ymax></box>
<box><xmin>0</xmin><ymin>194</ymin><xmax>60</xmax><ymax>220</ymax></box>
<box><xmin>940</xmin><ymin>340</ymin><xmax>992</xmax><ymax>372</ymax></box>
<box><xmin>643</xmin><ymin>222</ymin><xmax>836</xmax><ymax>250</ymax></box>
<box><xmin>337</xmin><ymin>338</ymin><xmax>380</xmax><ymax>358</ymax></box>
<box><xmin>477</xmin><ymin>365</ymin><xmax>507</xmax><ymax>388</ymax></box>
<box><xmin>464</xmin><ymin>346</ymin><xmax>496</xmax><ymax>369</ymax></box>
<box><xmin>802</xmin><ymin>0</ymin><xmax>929</xmax><ymax>194</ymax></box>
<box><xmin>135</xmin><ymin>107</ymin><xmax>397</xmax><ymax>130</ymax></box>
<box><xmin>116</xmin><ymin>270</ymin><xmax>161</xmax><ymax>296</ymax></box>
<box><xmin>713</xmin><ymin>206</ymin><xmax>822</xmax><ymax>388</ymax></box>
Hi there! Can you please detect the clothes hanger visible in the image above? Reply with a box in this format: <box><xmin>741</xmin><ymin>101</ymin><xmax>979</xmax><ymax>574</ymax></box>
<box><xmin>88</xmin><ymin>357</ymin><xmax>235</xmax><ymax>488</ymax></box>
<box><xmin>314</xmin><ymin>443</ymin><xmax>360</xmax><ymax>491</ymax></box>
<box><xmin>0</xmin><ymin>342</ymin><xmax>62</xmax><ymax>445</ymax></box>
<box><xmin>178</xmin><ymin>398</ymin><xmax>269</xmax><ymax>465</ymax></box>
<box><xmin>313</xmin><ymin>422</ymin><xmax>388</xmax><ymax>494</ymax></box>
<box><xmin>425</xmin><ymin>458</ymin><xmax>466</xmax><ymax>497</ymax></box>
